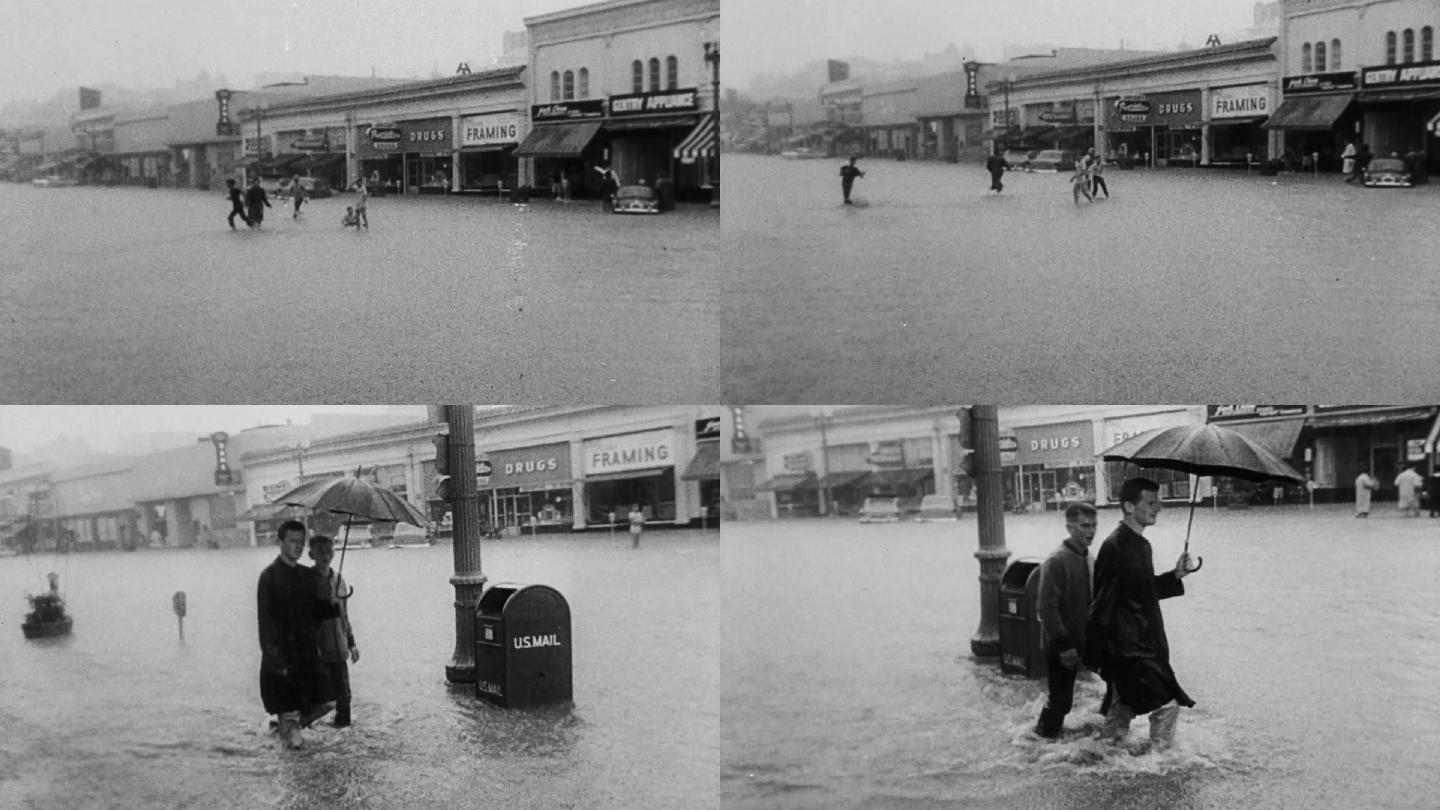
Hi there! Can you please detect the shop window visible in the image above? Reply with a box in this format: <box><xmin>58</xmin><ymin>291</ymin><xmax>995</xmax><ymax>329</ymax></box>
<box><xmin>1301</xmin><ymin>43</ymin><xmax>1311</xmax><ymax>73</ymax></box>
<box><xmin>1386</xmin><ymin>31</ymin><xmax>1397</xmax><ymax>64</ymax></box>
<box><xmin>649</xmin><ymin>57</ymin><xmax>661</xmax><ymax>92</ymax></box>
<box><xmin>632</xmin><ymin>60</ymin><xmax>643</xmax><ymax>93</ymax></box>
<box><xmin>1331</xmin><ymin>39</ymin><xmax>1341</xmax><ymax>70</ymax></box>
<box><xmin>578</xmin><ymin>67</ymin><xmax>589</xmax><ymax>99</ymax></box>
<box><xmin>1424</xmin><ymin>27</ymin><xmax>1434</xmax><ymax>61</ymax></box>
<box><xmin>666</xmin><ymin>55</ymin><xmax>678</xmax><ymax>90</ymax></box>
<box><xmin>1315</xmin><ymin>41</ymin><xmax>1326</xmax><ymax>72</ymax></box>
<box><xmin>550</xmin><ymin>71</ymin><xmax>560</xmax><ymax>102</ymax></box>
<box><xmin>563</xmin><ymin>70</ymin><xmax>574</xmax><ymax>100</ymax></box>
<box><xmin>1404</xmin><ymin>29</ymin><xmax>1415</xmax><ymax>63</ymax></box>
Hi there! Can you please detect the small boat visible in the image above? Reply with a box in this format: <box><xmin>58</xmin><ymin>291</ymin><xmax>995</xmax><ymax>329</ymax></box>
<box><xmin>22</xmin><ymin>573</ymin><xmax>73</xmax><ymax>639</ymax></box>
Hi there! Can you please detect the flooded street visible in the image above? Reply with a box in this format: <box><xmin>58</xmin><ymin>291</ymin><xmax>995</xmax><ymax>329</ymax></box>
<box><xmin>722</xmin><ymin>507</ymin><xmax>1440</xmax><ymax>810</ymax></box>
<box><xmin>721</xmin><ymin>154</ymin><xmax>1440</xmax><ymax>402</ymax></box>
<box><xmin>1</xmin><ymin>529</ymin><xmax>718</xmax><ymax>809</ymax></box>
<box><xmin>0</xmin><ymin>185</ymin><xmax>718</xmax><ymax>402</ymax></box>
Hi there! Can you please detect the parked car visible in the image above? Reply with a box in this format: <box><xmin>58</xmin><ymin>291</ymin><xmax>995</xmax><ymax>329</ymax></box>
<box><xmin>1363</xmin><ymin>157</ymin><xmax>1412</xmax><ymax>188</ymax></box>
<box><xmin>1028</xmin><ymin>150</ymin><xmax>1078</xmax><ymax>172</ymax></box>
<box><xmin>914</xmin><ymin>494</ymin><xmax>960</xmax><ymax>522</ymax></box>
<box><xmin>1001</xmin><ymin>149</ymin><xmax>1037</xmax><ymax>171</ymax></box>
<box><xmin>858</xmin><ymin>497</ymin><xmax>902</xmax><ymax>523</ymax></box>
<box><xmin>388</xmin><ymin>522</ymin><xmax>434</xmax><ymax>547</ymax></box>
<box><xmin>612</xmin><ymin>184</ymin><xmax>660</xmax><ymax>214</ymax></box>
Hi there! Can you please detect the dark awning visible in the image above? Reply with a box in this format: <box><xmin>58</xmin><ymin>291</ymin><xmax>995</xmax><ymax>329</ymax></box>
<box><xmin>1015</xmin><ymin>126</ymin><xmax>1056</xmax><ymax>142</ymax></box>
<box><xmin>681</xmin><ymin>442</ymin><xmax>719</xmax><ymax>481</ymax></box>
<box><xmin>513</xmin><ymin>121</ymin><xmax>603</xmax><ymax>157</ymax></box>
<box><xmin>295</xmin><ymin>152</ymin><xmax>346</xmax><ymax>170</ymax></box>
<box><xmin>1052</xmin><ymin>126</ymin><xmax>1093</xmax><ymax>141</ymax></box>
<box><xmin>1262</xmin><ymin>94</ymin><xmax>1355</xmax><ymax>130</ymax></box>
<box><xmin>754</xmin><ymin>473</ymin><xmax>815</xmax><ymax>493</ymax></box>
<box><xmin>256</xmin><ymin>153</ymin><xmax>307</xmax><ymax>174</ymax></box>
<box><xmin>586</xmin><ymin>466</ymin><xmax>671</xmax><ymax>483</ymax></box>
<box><xmin>816</xmin><ymin>470</ymin><xmax>871</xmax><ymax>489</ymax></box>
<box><xmin>1224</xmin><ymin>419</ymin><xmax>1305</xmax><ymax>459</ymax></box>
<box><xmin>606</xmin><ymin>115</ymin><xmax>698</xmax><ymax>131</ymax></box>
<box><xmin>1307</xmin><ymin>407</ymin><xmax>1435</xmax><ymax>429</ymax></box>
<box><xmin>868</xmin><ymin>468</ymin><xmax>935</xmax><ymax>489</ymax></box>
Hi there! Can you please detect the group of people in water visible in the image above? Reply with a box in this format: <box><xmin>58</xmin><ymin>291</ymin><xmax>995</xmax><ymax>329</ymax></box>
<box><xmin>225</xmin><ymin>175</ymin><xmax>368</xmax><ymax>231</ymax></box>
<box><xmin>842</xmin><ymin>147</ymin><xmax>1115</xmax><ymax>205</ymax></box>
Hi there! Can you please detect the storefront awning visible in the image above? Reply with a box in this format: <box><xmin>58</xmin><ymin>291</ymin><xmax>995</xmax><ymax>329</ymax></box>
<box><xmin>295</xmin><ymin>152</ymin><xmax>346</xmax><ymax>171</ymax></box>
<box><xmin>754</xmin><ymin>473</ymin><xmax>816</xmax><ymax>493</ymax></box>
<box><xmin>868</xmin><ymin>468</ymin><xmax>935</xmax><ymax>489</ymax></box>
<box><xmin>256</xmin><ymin>153</ymin><xmax>308</xmax><ymax>174</ymax></box>
<box><xmin>1262</xmin><ymin>94</ymin><xmax>1355</xmax><ymax>130</ymax></box>
<box><xmin>1015</xmin><ymin>126</ymin><xmax>1056</xmax><ymax>142</ymax></box>
<box><xmin>585</xmin><ymin>466</ymin><xmax>671</xmax><ymax>483</ymax></box>
<box><xmin>606</xmin><ymin>116</ymin><xmax>698</xmax><ymax>131</ymax></box>
<box><xmin>1051</xmin><ymin>126</ymin><xmax>1093</xmax><ymax>141</ymax></box>
<box><xmin>513</xmin><ymin>121</ymin><xmax>603</xmax><ymax>158</ymax></box>
<box><xmin>1223</xmin><ymin>419</ymin><xmax>1304</xmax><ymax>459</ymax></box>
<box><xmin>681</xmin><ymin>443</ymin><xmax>719</xmax><ymax>481</ymax></box>
<box><xmin>1306</xmin><ymin>407</ymin><xmax>1436</xmax><ymax>429</ymax></box>
<box><xmin>816</xmin><ymin>470</ymin><xmax>871</xmax><ymax>489</ymax></box>
<box><xmin>673</xmin><ymin>116</ymin><xmax>717</xmax><ymax>160</ymax></box>
<box><xmin>1358</xmin><ymin>88</ymin><xmax>1440</xmax><ymax>104</ymax></box>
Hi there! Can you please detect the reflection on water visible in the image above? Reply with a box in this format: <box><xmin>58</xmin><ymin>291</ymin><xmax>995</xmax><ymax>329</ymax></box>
<box><xmin>1</xmin><ymin>530</ymin><xmax>717</xmax><ymax>809</ymax></box>
<box><xmin>722</xmin><ymin>507</ymin><xmax>1440</xmax><ymax>809</ymax></box>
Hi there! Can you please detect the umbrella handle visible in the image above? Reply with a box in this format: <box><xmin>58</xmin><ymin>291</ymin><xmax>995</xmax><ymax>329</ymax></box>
<box><xmin>340</xmin><ymin>584</ymin><xmax>354</xmax><ymax>600</ymax></box>
<box><xmin>1186</xmin><ymin>555</ymin><xmax>1204</xmax><ymax>574</ymax></box>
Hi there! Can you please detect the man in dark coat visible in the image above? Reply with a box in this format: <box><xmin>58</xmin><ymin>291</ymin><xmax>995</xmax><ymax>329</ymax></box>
<box><xmin>1034</xmin><ymin>501</ymin><xmax>1098</xmax><ymax>738</ymax></box>
<box><xmin>839</xmin><ymin>156</ymin><xmax>865</xmax><ymax>204</ymax></box>
<box><xmin>985</xmin><ymin>150</ymin><xmax>1009</xmax><ymax>194</ymax></box>
<box><xmin>244</xmin><ymin>176</ymin><xmax>272</xmax><ymax>227</ymax></box>
<box><xmin>257</xmin><ymin>520</ymin><xmax>338</xmax><ymax>748</ymax></box>
<box><xmin>225</xmin><ymin>179</ymin><xmax>250</xmax><ymax>229</ymax></box>
<box><xmin>1086</xmin><ymin>477</ymin><xmax>1198</xmax><ymax>751</ymax></box>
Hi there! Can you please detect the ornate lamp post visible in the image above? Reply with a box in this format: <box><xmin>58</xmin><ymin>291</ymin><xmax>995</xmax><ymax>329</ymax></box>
<box><xmin>967</xmin><ymin>405</ymin><xmax>1010</xmax><ymax>658</ymax></box>
<box><xmin>704</xmin><ymin>41</ymin><xmax>720</xmax><ymax>208</ymax></box>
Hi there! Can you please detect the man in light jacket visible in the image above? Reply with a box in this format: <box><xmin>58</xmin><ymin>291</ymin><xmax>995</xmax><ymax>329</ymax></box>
<box><xmin>1035</xmin><ymin>502</ymin><xmax>1098</xmax><ymax>738</ymax></box>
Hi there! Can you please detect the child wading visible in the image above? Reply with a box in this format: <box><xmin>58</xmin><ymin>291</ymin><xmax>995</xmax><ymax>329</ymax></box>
<box><xmin>308</xmin><ymin>535</ymin><xmax>359</xmax><ymax>728</ymax></box>
<box><xmin>628</xmin><ymin>504</ymin><xmax>645</xmax><ymax>549</ymax></box>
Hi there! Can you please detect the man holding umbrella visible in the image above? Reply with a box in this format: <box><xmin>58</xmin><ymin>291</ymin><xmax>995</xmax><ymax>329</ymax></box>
<box><xmin>257</xmin><ymin>520</ymin><xmax>339</xmax><ymax>749</ymax></box>
<box><xmin>1086</xmin><ymin>477</ymin><xmax>1198</xmax><ymax>752</ymax></box>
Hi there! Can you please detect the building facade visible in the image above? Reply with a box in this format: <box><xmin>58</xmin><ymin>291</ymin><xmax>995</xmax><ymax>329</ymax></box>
<box><xmin>517</xmin><ymin>0</ymin><xmax>720</xmax><ymax>201</ymax></box>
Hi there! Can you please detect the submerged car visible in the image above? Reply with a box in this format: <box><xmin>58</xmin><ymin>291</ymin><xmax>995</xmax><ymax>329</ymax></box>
<box><xmin>612</xmin><ymin>184</ymin><xmax>660</xmax><ymax>214</ymax></box>
<box><xmin>1363</xmin><ymin>158</ymin><xmax>1412</xmax><ymax>188</ymax></box>
<box><xmin>1028</xmin><ymin>150</ymin><xmax>1078</xmax><ymax>172</ymax></box>
<box><xmin>914</xmin><ymin>494</ymin><xmax>960</xmax><ymax>522</ymax></box>
<box><xmin>858</xmin><ymin>497</ymin><xmax>902</xmax><ymax>523</ymax></box>
<box><xmin>1001</xmin><ymin>149</ymin><xmax>1037</xmax><ymax>171</ymax></box>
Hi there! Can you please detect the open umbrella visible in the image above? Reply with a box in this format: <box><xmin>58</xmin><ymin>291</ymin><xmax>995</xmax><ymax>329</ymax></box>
<box><xmin>271</xmin><ymin>471</ymin><xmax>430</xmax><ymax>590</ymax></box>
<box><xmin>1099</xmin><ymin>423</ymin><xmax>1305</xmax><ymax>568</ymax></box>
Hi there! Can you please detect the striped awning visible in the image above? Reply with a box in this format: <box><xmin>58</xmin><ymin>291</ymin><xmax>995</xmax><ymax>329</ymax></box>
<box><xmin>673</xmin><ymin>116</ymin><xmax>717</xmax><ymax>160</ymax></box>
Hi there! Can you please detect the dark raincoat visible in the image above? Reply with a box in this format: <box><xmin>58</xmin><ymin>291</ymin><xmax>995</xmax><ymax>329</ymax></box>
<box><xmin>1085</xmin><ymin>523</ymin><xmax>1194</xmax><ymax>715</ymax></box>
<box><xmin>257</xmin><ymin>556</ymin><xmax>338</xmax><ymax>715</ymax></box>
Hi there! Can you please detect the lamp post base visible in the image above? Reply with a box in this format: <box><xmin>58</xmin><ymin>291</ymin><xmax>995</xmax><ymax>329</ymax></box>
<box><xmin>970</xmin><ymin>634</ymin><xmax>1001</xmax><ymax>659</ymax></box>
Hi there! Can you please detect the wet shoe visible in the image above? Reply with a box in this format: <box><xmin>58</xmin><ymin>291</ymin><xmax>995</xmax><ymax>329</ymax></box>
<box><xmin>299</xmin><ymin>701</ymin><xmax>335</xmax><ymax>728</ymax></box>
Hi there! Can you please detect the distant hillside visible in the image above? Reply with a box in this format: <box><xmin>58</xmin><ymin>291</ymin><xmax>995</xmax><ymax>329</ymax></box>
<box><xmin>0</xmin><ymin>71</ymin><xmax>231</xmax><ymax>129</ymax></box>
<box><xmin>746</xmin><ymin>42</ymin><xmax>976</xmax><ymax>100</ymax></box>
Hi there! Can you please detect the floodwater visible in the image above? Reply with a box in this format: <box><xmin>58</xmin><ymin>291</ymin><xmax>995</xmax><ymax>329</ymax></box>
<box><xmin>722</xmin><ymin>506</ymin><xmax>1440</xmax><ymax>810</ymax></box>
<box><xmin>0</xmin><ymin>184</ymin><xmax>718</xmax><ymax>402</ymax></box>
<box><xmin>1</xmin><ymin>529</ymin><xmax>718</xmax><ymax>809</ymax></box>
<box><xmin>720</xmin><ymin>154</ymin><xmax>1440</xmax><ymax>402</ymax></box>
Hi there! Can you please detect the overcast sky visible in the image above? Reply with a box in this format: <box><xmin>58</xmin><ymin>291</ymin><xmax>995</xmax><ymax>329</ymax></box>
<box><xmin>0</xmin><ymin>0</ymin><xmax>586</xmax><ymax>110</ymax></box>
<box><xmin>0</xmin><ymin>406</ymin><xmax>428</xmax><ymax>457</ymax></box>
<box><xmin>728</xmin><ymin>0</ymin><xmax>1267</xmax><ymax>89</ymax></box>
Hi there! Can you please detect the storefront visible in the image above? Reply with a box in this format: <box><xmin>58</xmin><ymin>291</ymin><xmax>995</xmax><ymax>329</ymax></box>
<box><xmin>581</xmin><ymin>428</ymin><xmax>677</xmax><ymax>525</ymax></box>
<box><xmin>1209</xmin><ymin>84</ymin><xmax>1274</xmax><ymax>165</ymax></box>
<box><xmin>515</xmin><ymin>100</ymin><xmax>609</xmax><ymax>199</ymax></box>
<box><xmin>1358</xmin><ymin>60</ymin><xmax>1440</xmax><ymax>164</ymax></box>
<box><xmin>480</xmin><ymin>442</ymin><xmax>574</xmax><ymax>534</ymax></box>
<box><xmin>459</xmin><ymin>111</ymin><xmax>526</xmax><ymax>192</ymax></box>
<box><xmin>1106</xmin><ymin>89</ymin><xmax>1205</xmax><ymax>166</ymax></box>
<box><xmin>1264</xmin><ymin>72</ymin><xmax>1359</xmax><ymax>171</ymax></box>
<box><xmin>680</xmin><ymin>417</ymin><xmax>721</xmax><ymax>523</ymax></box>
<box><xmin>1003</xmin><ymin>422</ymin><xmax>1096</xmax><ymax>511</ymax></box>
<box><xmin>606</xmin><ymin>88</ymin><xmax>706</xmax><ymax>196</ymax></box>
<box><xmin>357</xmin><ymin>118</ymin><xmax>452</xmax><ymax>195</ymax></box>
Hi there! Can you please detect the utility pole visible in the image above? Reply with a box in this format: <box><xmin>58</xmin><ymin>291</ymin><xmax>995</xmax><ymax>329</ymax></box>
<box><xmin>968</xmin><ymin>405</ymin><xmax>1009</xmax><ymax>658</ymax></box>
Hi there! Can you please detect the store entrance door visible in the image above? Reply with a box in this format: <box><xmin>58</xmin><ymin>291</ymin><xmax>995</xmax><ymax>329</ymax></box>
<box><xmin>494</xmin><ymin>491</ymin><xmax>533</xmax><ymax>529</ymax></box>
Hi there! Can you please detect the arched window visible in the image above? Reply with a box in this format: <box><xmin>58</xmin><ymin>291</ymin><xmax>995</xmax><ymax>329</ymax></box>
<box><xmin>666</xmin><ymin>55</ymin><xmax>678</xmax><ymax>89</ymax></box>
<box><xmin>550</xmin><ymin>71</ymin><xmax>560</xmax><ymax>102</ymax></box>
<box><xmin>1331</xmin><ymin>39</ymin><xmax>1341</xmax><ymax>70</ymax></box>
<box><xmin>563</xmin><ymin>70</ymin><xmax>574</xmax><ymax>100</ymax></box>
<box><xmin>1404</xmin><ymin>28</ymin><xmax>1415</xmax><ymax>62</ymax></box>
<box><xmin>1301</xmin><ymin>43</ymin><xmax>1312</xmax><ymax>73</ymax></box>
<box><xmin>1424</xmin><ymin>27</ymin><xmax>1435</xmax><ymax>61</ymax></box>
<box><xmin>1387</xmin><ymin>31</ymin><xmax>1397</xmax><ymax>64</ymax></box>
<box><xmin>632</xmin><ymin>60</ymin><xmax>643</xmax><ymax>93</ymax></box>
<box><xmin>578</xmin><ymin>68</ymin><xmax>589</xmax><ymax>99</ymax></box>
<box><xmin>648</xmin><ymin>58</ymin><xmax>661</xmax><ymax>91</ymax></box>
<box><xmin>1315</xmin><ymin>41</ymin><xmax>1327</xmax><ymax>72</ymax></box>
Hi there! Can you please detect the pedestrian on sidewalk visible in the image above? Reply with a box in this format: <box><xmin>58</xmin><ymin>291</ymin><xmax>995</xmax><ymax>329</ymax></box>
<box><xmin>1395</xmin><ymin>465</ymin><xmax>1423</xmax><ymax>517</ymax></box>
<box><xmin>628</xmin><ymin>503</ymin><xmax>645</xmax><ymax>549</ymax></box>
<box><xmin>985</xmin><ymin>149</ymin><xmax>1008</xmax><ymax>195</ymax></box>
<box><xmin>1086</xmin><ymin>478</ymin><xmax>1198</xmax><ymax>753</ymax></box>
<box><xmin>1034</xmin><ymin>502</ymin><xmax>1098</xmax><ymax>739</ymax></box>
<box><xmin>1354</xmin><ymin>469</ymin><xmax>1378</xmax><ymax>517</ymax></box>
<box><xmin>225</xmin><ymin>179</ymin><xmax>250</xmax><ymax>229</ymax></box>
<box><xmin>839</xmin><ymin>156</ymin><xmax>865</xmax><ymax>204</ymax></box>
<box><xmin>308</xmin><ymin>535</ymin><xmax>359</xmax><ymax>728</ymax></box>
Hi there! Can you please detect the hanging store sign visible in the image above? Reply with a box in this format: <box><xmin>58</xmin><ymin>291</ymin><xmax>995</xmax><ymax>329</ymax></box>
<box><xmin>531</xmin><ymin>99</ymin><xmax>606</xmax><ymax>122</ymax></box>
<box><xmin>461</xmin><ymin>112</ymin><xmax>526</xmax><ymax>147</ymax></box>
<box><xmin>482</xmin><ymin>443</ymin><xmax>572</xmax><ymax>489</ymax></box>
<box><xmin>1108</xmin><ymin>90</ymin><xmax>1202</xmax><ymax>130</ymax></box>
<box><xmin>1012</xmin><ymin>422</ymin><xmax>1093</xmax><ymax>468</ymax></box>
<box><xmin>1208</xmin><ymin>405</ymin><xmax>1307</xmax><ymax>421</ymax></box>
<box><xmin>1362</xmin><ymin>59</ymin><xmax>1440</xmax><ymax>89</ymax></box>
<box><xmin>1038</xmin><ymin>104</ymin><xmax>1077</xmax><ymax>124</ymax></box>
<box><xmin>210</xmin><ymin>431</ymin><xmax>235</xmax><ymax>487</ymax></box>
<box><xmin>695</xmin><ymin>417</ymin><xmax>720</xmax><ymax>441</ymax></box>
<box><xmin>365</xmin><ymin>124</ymin><xmax>403</xmax><ymax>153</ymax></box>
<box><xmin>783</xmin><ymin>452</ymin><xmax>812</xmax><ymax>472</ymax></box>
<box><xmin>583</xmin><ymin>429</ymin><xmax>674</xmax><ymax>475</ymax></box>
<box><xmin>608</xmin><ymin>88</ymin><xmax>700</xmax><ymax>117</ymax></box>
<box><xmin>1283</xmin><ymin>71</ymin><xmax>1358</xmax><ymax>94</ymax></box>
<box><xmin>1211</xmin><ymin>84</ymin><xmax>1272</xmax><ymax>119</ymax></box>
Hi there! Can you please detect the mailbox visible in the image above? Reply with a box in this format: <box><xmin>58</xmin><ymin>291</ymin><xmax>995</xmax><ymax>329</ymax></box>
<box><xmin>998</xmin><ymin>558</ymin><xmax>1046</xmax><ymax>679</ymax></box>
<box><xmin>475</xmin><ymin>583</ymin><xmax>573</xmax><ymax>707</ymax></box>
